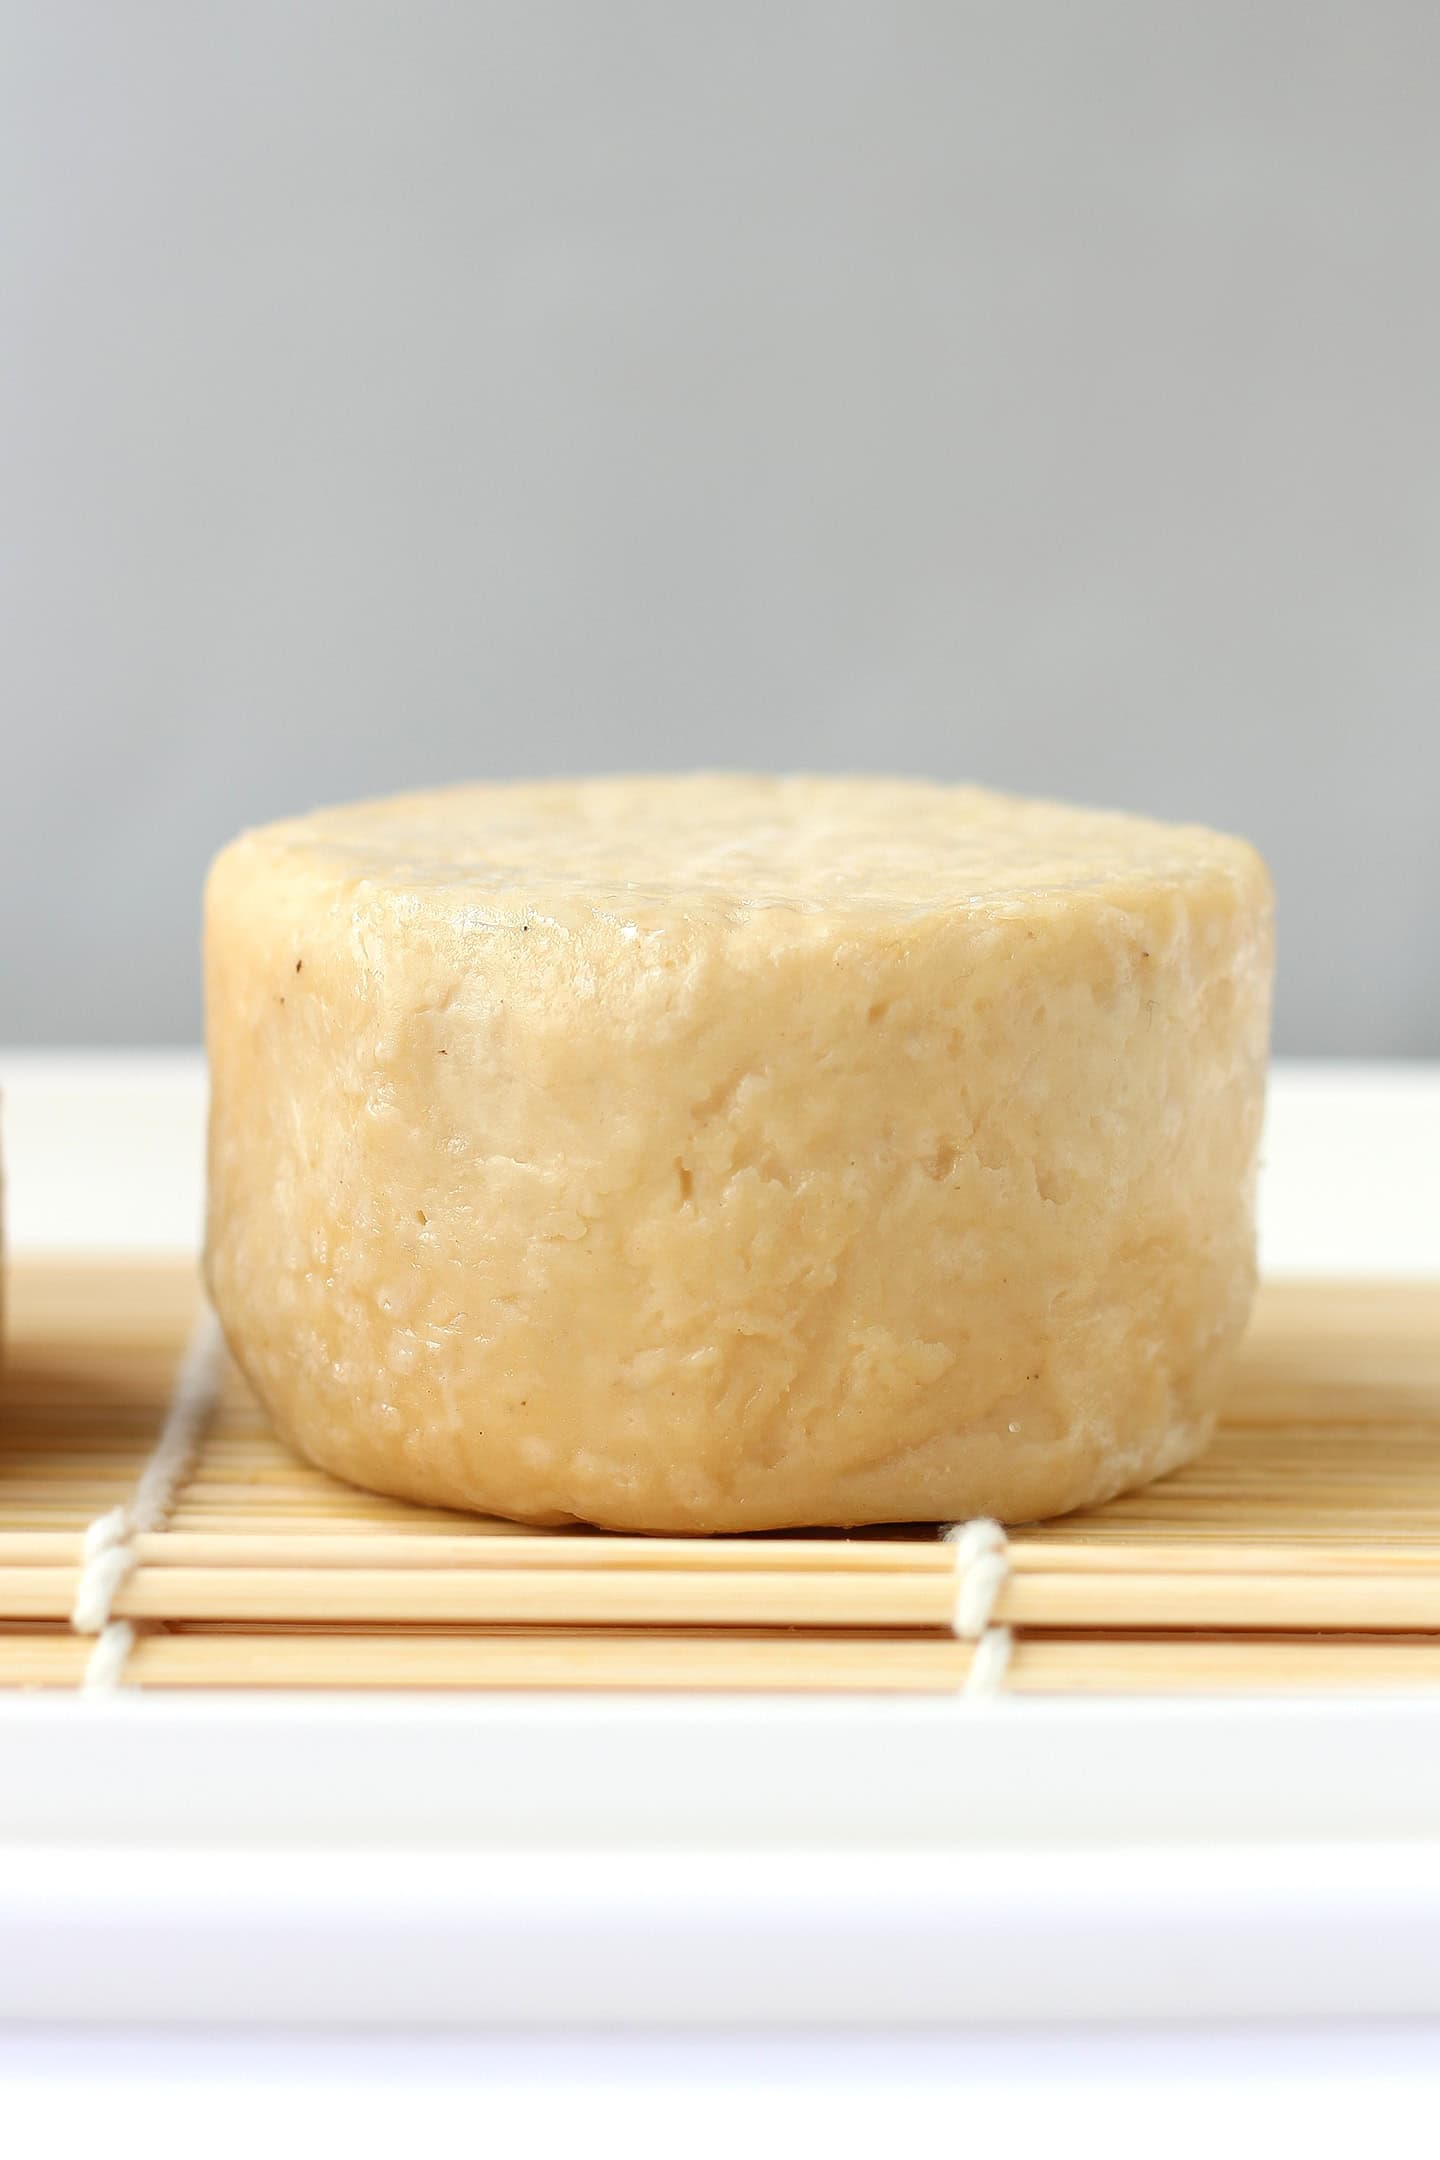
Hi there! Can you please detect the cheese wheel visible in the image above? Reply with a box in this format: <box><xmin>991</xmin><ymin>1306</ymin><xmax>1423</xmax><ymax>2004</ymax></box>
<box><xmin>204</xmin><ymin>777</ymin><xmax>1273</xmax><ymax>1533</ymax></box>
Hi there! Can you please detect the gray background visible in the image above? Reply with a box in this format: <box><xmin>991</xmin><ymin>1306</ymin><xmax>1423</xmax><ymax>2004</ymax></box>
<box><xmin>3</xmin><ymin>1</ymin><xmax>1437</xmax><ymax>1052</ymax></box>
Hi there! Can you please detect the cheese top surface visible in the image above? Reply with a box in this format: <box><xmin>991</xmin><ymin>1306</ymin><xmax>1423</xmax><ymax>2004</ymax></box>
<box><xmin>248</xmin><ymin>775</ymin><xmax>1260</xmax><ymax>925</ymax></box>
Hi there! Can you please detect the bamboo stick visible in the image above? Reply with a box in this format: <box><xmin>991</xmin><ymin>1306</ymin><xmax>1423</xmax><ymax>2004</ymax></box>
<box><xmin>0</xmin><ymin>1531</ymin><xmax>950</xmax><ymax>1572</ymax></box>
<box><xmin>6</xmin><ymin>1559</ymin><xmax>1440</xmax><ymax>1630</ymax></box>
<box><xmin>7</xmin><ymin>1529</ymin><xmax>1440</xmax><ymax>1577</ymax></box>
<box><xmin>0</xmin><ymin>1566</ymin><xmax>948</xmax><ymax>1628</ymax></box>
<box><xmin>1003</xmin><ymin>1539</ymin><xmax>1440</xmax><ymax>1575</ymax></box>
<box><xmin>6</xmin><ymin>1628</ymin><xmax>1440</xmax><ymax>1694</ymax></box>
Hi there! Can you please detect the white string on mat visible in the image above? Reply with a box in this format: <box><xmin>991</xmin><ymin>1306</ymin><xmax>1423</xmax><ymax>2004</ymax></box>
<box><xmin>70</xmin><ymin>1303</ymin><xmax>227</xmax><ymax>1695</ymax></box>
<box><xmin>943</xmin><ymin>1517</ymin><xmax>1013</xmax><ymax>1700</ymax></box>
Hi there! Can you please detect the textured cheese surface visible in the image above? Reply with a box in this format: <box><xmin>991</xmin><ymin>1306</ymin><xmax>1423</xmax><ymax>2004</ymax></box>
<box><xmin>204</xmin><ymin>776</ymin><xmax>1274</xmax><ymax>1532</ymax></box>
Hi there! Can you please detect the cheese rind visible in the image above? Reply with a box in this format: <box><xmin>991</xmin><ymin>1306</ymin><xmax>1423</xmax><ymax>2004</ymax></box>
<box><xmin>204</xmin><ymin>777</ymin><xmax>1274</xmax><ymax>1532</ymax></box>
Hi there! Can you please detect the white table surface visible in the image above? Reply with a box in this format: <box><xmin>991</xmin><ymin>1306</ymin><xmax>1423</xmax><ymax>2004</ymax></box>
<box><xmin>2</xmin><ymin>1051</ymin><xmax>1438</xmax><ymax>2147</ymax></box>
<box><xmin>3</xmin><ymin>2025</ymin><xmax>1439</xmax><ymax>2155</ymax></box>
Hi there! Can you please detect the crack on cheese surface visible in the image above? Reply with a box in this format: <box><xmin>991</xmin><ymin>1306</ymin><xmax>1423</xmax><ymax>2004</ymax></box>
<box><xmin>204</xmin><ymin>775</ymin><xmax>1274</xmax><ymax>1533</ymax></box>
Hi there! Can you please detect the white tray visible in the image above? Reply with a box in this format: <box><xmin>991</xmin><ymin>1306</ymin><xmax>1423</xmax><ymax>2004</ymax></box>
<box><xmin>4</xmin><ymin>1692</ymin><xmax>1440</xmax><ymax>2025</ymax></box>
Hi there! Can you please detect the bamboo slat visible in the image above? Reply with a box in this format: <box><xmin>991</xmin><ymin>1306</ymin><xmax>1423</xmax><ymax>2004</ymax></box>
<box><xmin>3</xmin><ymin>1257</ymin><xmax>1440</xmax><ymax>1695</ymax></box>
<box><xmin>4</xmin><ymin>1629</ymin><xmax>1440</xmax><ymax>1695</ymax></box>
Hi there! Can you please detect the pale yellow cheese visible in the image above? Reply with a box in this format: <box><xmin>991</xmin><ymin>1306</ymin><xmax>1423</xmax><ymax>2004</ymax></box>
<box><xmin>204</xmin><ymin>776</ymin><xmax>1274</xmax><ymax>1532</ymax></box>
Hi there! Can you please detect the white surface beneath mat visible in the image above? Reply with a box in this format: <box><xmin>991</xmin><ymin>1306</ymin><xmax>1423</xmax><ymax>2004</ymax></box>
<box><xmin>5</xmin><ymin>1693</ymin><xmax>1440</xmax><ymax>2031</ymax></box>
<box><xmin>4</xmin><ymin>2027</ymin><xmax>1437</xmax><ymax>2160</ymax></box>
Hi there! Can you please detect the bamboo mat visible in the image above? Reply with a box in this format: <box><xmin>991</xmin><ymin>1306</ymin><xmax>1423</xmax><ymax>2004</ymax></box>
<box><xmin>2</xmin><ymin>1258</ymin><xmax>1439</xmax><ymax>1694</ymax></box>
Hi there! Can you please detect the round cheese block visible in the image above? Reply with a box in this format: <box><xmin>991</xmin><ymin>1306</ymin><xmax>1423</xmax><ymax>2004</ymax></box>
<box><xmin>204</xmin><ymin>776</ymin><xmax>1273</xmax><ymax>1533</ymax></box>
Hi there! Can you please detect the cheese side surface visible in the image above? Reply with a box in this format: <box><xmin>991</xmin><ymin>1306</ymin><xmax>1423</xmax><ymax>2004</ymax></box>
<box><xmin>203</xmin><ymin>776</ymin><xmax>1274</xmax><ymax>1532</ymax></box>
